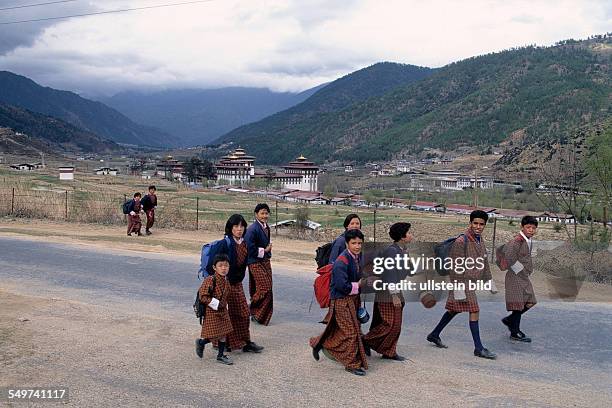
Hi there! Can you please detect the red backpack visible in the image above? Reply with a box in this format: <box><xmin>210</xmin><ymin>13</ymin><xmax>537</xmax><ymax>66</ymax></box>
<box><xmin>313</xmin><ymin>264</ymin><xmax>333</xmax><ymax>308</ymax></box>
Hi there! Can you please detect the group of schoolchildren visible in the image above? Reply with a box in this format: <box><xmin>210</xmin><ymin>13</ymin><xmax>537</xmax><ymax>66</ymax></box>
<box><xmin>124</xmin><ymin>185</ymin><xmax>158</xmax><ymax>236</ymax></box>
<box><xmin>195</xmin><ymin>204</ymin><xmax>539</xmax><ymax>376</ymax></box>
<box><xmin>195</xmin><ymin>204</ymin><xmax>272</xmax><ymax>365</ymax></box>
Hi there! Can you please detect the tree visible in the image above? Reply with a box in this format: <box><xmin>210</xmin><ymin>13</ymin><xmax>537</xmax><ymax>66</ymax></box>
<box><xmin>293</xmin><ymin>205</ymin><xmax>310</xmax><ymax>230</ymax></box>
<box><xmin>184</xmin><ymin>156</ymin><xmax>216</xmax><ymax>183</ymax></box>
<box><xmin>585</xmin><ymin>123</ymin><xmax>612</xmax><ymax>228</ymax></box>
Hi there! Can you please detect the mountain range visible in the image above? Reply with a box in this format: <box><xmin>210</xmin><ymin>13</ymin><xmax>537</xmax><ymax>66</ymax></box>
<box><xmin>101</xmin><ymin>85</ymin><xmax>325</xmax><ymax>146</ymax></box>
<box><xmin>217</xmin><ymin>36</ymin><xmax>611</xmax><ymax>164</ymax></box>
<box><xmin>0</xmin><ymin>71</ymin><xmax>170</xmax><ymax>147</ymax></box>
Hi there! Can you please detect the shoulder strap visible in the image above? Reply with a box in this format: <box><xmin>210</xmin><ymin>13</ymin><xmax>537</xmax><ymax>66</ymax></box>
<box><xmin>337</xmin><ymin>255</ymin><xmax>349</xmax><ymax>265</ymax></box>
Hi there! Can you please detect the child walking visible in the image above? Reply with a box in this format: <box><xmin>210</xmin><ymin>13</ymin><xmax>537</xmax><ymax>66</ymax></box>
<box><xmin>196</xmin><ymin>254</ymin><xmax>234</xmax><ymax>365</ymax></box>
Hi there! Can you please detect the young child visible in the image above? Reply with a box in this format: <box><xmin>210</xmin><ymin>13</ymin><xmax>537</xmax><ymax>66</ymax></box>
<box><xmin>310</xmin><ymin>229</ymin><xmax>369</xmax><ymax>376</ymax></box>
<box><xmin>141</xmin><ymin>185</ymin><xmax>157</xmax><ymax>236</ymax></box>
<box><xmin>245</xmin><ymin>203</ymin><xmax>274</xmax><ymax>325</ymax></box>
<box><xmin>195</xmin><ymin>254</ymin><xmax>234</xmax><ymax>365</ymax></box>
<box><xmin>501</xmin><ymin>215</ymin><xmax>538</xmax><ymax>342</ymax></box>
<box><xmin>126</xmin><ymin>192</ymin><xmax>144</xmax><ymax>236</ymax></box>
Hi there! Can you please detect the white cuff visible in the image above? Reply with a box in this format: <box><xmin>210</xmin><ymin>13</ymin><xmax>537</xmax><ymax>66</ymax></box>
<box><xmin>129</xmin><ymin>211</ymin><xmax>136</xmax><ymax>216</ymax></box>
<box><xmin>510</xmin><ymin>261</ymin><xmax>524</xmax><ymax>274</ymax></box>
<box><xmin>258</xmin><ymin>247</ymin><xmax>265</xmax><ymax>258</ymax></box>
<box><xmin>489</xmin><ymin>280</ymin><xmax>498</xmax><ymax>294</ymax></box>
<box><xmin>454</xmin><ymin>289</ymin><xmax>467</xmax><ymax>300</ymax></box>
<box><xmin>208</xmin><ymin>297</ymin><xmax>220</xmax><ymax>311</ymax></box>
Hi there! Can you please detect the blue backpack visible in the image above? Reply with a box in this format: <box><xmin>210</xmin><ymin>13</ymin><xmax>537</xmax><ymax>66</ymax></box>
<box><xmin>433</xmin><ymin>234</ymin><xmax>467</xmax><ymax>276</ymax></box>
<box><xmin>198</xmin><ymin>236</ymin><xmax>231</xmax><ymax>279</ymax></box>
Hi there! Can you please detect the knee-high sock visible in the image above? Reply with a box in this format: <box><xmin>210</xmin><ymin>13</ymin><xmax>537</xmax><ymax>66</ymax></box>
<box><xmin>430</xmin><ymin>311</ymin><xmax>456</xmax><ymax>338</ymax></box>
<box><xmin>469</xmin><ymin>320</ymin><xmax>483</xmax><ymax>351</ymax></box>
<box><xmin>510</xmin><ymin>311</ymin><xmax>522</xmax><ymax>335</ymax></box>
<box><xmin>217</xmin><ymin>341</ymin><xmax>226</xmax><ymax>357</ymax></box>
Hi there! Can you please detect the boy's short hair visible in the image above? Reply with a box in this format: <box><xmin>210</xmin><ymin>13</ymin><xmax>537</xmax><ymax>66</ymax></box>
<box><xmin>134</xmin><ymin>192</ymin><xmax>142</xmax><ymax>198</ymax></box>
<box><xmin>212</xmin><ymin>253</ymin><xmax>230</xmax><ymax>266</ymax></box>
<box><xmin>148</xmin><ymin>185</ymin><xmax>156</xmax><ymax>191</ymax></box>
<box><xmin>344</xmin><ymin>229</ymin><xmax>364</xmax><ymax>243</ymax></box>
<box><xmin>254</xmin><ymin>203</ymin><xmax>270</xmax><ymax>214</ymax></box>
<box><xmin>521</xmin><ymin>215</ymin><xmax>538</xmax><ymax>227</ymax></box>
<box><xmin>343</xmin><ymin>213</ymin><xmax>361</xmax><ymax>229</ymax></box>
<box><xmin>389</xmin><ymin>222</ymin><xmax>411</xmax><ymax>242</ymax></box>
<box><xmin>470</xmin><ymin>210</ymin><xmax>489</xmax><ymax>223</ymax></box>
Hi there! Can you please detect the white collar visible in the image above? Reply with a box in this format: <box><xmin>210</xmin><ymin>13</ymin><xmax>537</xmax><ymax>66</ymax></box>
<box><xmin>519</xmin><ymin>231</ymin><xmax>532</xmax><ymax>246</ymax></box>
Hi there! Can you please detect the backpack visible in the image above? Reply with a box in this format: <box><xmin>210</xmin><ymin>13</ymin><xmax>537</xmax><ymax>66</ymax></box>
<box><xmin>122</xmin><ymin>200</ymin><xmax>132</xmax><ymax>215</ymax></box>
<box><xmin>495</xmin><ymin>244</ymin><xmax>509</xmax><ymax>271</ymax></box>
<box><xmin>433</xmin><ymin>234</ymin><xmax>467</xmax><ymax>276</ymax></box>
<box><xmin>198</xmin><ymin>236</ymin><xmax>231</xmax><ymax>280</ymax></box>
<box><xmin>315</xmin><ymin>242</ymin><xmax>334</xmax><ymax>268</ymax></box>
<box><xmin>313</xmin><ymin>264</ymin><xmax>333</xmax><ymax>308</ymax></box>
<box><xmin>193</xmin><ymin>276</ymin><xmax>217</xmax><ymax>325</ymax></box>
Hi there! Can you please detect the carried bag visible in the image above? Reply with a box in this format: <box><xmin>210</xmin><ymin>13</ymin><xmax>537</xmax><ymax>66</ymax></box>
<box><xmin>433</xmin><ymin>234</ymin><xmax>467</xmax><ymax>276</ymax></box>
<box><xmin>313</xmin><ymin>264</ymin><xmax>333</xmax><ymax>308</ymax></box>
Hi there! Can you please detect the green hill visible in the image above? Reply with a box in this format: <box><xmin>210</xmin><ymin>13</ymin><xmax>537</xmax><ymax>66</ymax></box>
<box><xmin>0</xmin><ymin>71</ymin><xmax>171</xmax><ymax>147</ymax></box>
<box><xmin>0</xmin><ymin>103</ymin><xmax>120</xmax><ymax>153</ymax></box>
<box><xmin>218</xmin><ymin>36</ymin><xmax>611</xmax><ymax>164</ymax></box>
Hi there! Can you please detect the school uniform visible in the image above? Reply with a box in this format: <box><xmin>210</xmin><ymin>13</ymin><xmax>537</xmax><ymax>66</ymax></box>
<box><xmin>199</xmin><ymin>274</ymin><xmax>233</xmax><ymax>341</ymax></box>
<box><xmin>445</xmin><ymin>228</ymin><xmax>491</xmax><ymax>313</ymax></box>
<box><xmin>141</xmin><ymin>193</ymin><xmax>157</xmax><ymax>232</ymax></box>
<box><xmin>310</xmin><ymin>249</ymin><xmax>368</xmax><ymax>371</ymax></box>
<box><xmin>328</xmin><ymin>232</ymin><xmax>347</xmax><ymax>264</ymax></box>
<box><xmin>209</xmin><ymin>237</ymin><xmax>252</xmax><ymax>349</ymax></box>
<box><xmin>245</xmin><ymin>220</ymin><xmax>273</xmax><ymax>325</ymax></box>
<box><xmin>125</xmin><ymin>199</ymin><xmax>142</xmax><ymax>235</ymax></box>
<box><xmin>503</xmin><ymin>233</ymin><xmax>537</xmax><ymax>311</ymax></box>
<box><xmin>363</xmin><ymin>243</ymin><xmax>408</xmax><ymax>358</ymax></box>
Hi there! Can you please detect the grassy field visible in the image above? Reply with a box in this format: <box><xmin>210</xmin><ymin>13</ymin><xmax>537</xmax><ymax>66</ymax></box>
<box><xmin>0</xmin><ymin>165</ymin><xmax>579</xmax><ymax>242</ymax></box>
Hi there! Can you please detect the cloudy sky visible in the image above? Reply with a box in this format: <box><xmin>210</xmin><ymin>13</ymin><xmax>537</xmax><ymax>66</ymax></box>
<box><xmin>0</xmin><ymin>0</ymin><xmax>609</xmax><ymax>96</ymax></box>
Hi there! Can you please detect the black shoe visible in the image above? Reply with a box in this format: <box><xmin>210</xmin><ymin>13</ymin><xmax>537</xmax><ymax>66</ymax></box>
<box><xmin>145</xmin><ymin>230</ymin><xmax>152</xmax><ymax>236</ymax></box>
<box><xmin>127</xmin><ymin>233</ymin><xmax>132</xmax><ymax>236</ymax></box>
<box><xmin>217</xmin><ymin>354</ymin><xmax>233</xmax><ymax>365</ymax></box>
<box><xmin>345</xmin><ymin>367</ymin><xmax>366</xmax><ymax>376</ymax></box>
<box><xmin>250</xmin><ymin>316</ymin><xmax>260</xmax><ymax>324</ymax></box>
<box><xmin>510</xmin><ymin>333</ymin><xmax>532</xmax><ymax>343</ymax></box>
<box><xmin>136</xmin><ymin>231</ymin><xmax>142</xmax><ymax>236</ymax></box>
<box><xmin>362</xmin><ymin>340</ymin><xmax>371</xmax><ymax>357</ymax></box>
<box><xmin>243</xmin><ymin>342</ymin><xmax>264</xmax><ymax>353</ymax></box>
<box><xmin>195</xmin><ymin>339</ymin><xmax>205</xmax><ymax>358</ymax></box>
<box><xmin>427</xmin><ymin>334</ymin><xmax>448</xmax><ymax>349</ymax></box>
<box><xmin>382</xmin><ymin>354</ymin><xmax>406</xmax><ymax>361</ymax></box>
<box><xmin>312</xmin><ymin>345</ymin><xmax>321</xmax><ymax>361</ymax></box>
<box><xmin>501</xmin><ymin>316</ymin><xmax>512</xmax><ymax>332</ymax></box>
<box><xmin>474</xmin><ymin>348</ymin><xmax>497</xmax><ymax>359</ymax></box>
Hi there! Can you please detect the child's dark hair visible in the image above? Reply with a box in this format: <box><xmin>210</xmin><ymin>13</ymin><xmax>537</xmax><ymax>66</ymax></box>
<box><xmin>521</xmin><ymin>215</ymin><xmax>538</xmax><ymax>227</ymax></box>
<box><xmin>470</xmin><ymin>210</ymin><xmax>489</xmax><ymax>223</ymax></box>
<box><xmin>254</xmin><ymin>203</ymin><xmax>270</xmax><ymax>214</ymax></box>
<box><xmin>148</xmin><ymin>185</ymin><xmax>156</xmax><ymax>191</ymax></box>
<box><xmin>212</xmin><ymin>253</ymin><xmax>230</xmax><ymax>266</ymax></box>
<box><xmin>389</xmin><ymin>222</ymin><xmax>411</xmax><ymax>242</ymax></box>
<box><xmin>343</xmin><ymin>213</ymin><xmax>361</xmax><ymax>229</ymax></box>
<box><xmin>133</xmin><ymin>192</ymin><xmax>142</xmax><ymax>198</ymax></box>
<box><xmin>225</xmin><ymin>214</ymin><xmax>248</xmax><ymax>236</ymax></box>
<box><xmin>344</xmin><ymin>229</ymin><xmax>365</xmax><ymax>243</ymax></box>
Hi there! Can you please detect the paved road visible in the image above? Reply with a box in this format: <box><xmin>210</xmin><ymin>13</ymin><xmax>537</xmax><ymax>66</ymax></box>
<box><xmin>1</xmin><ymin>236</ymin><xmax>611</xmax><ymax>407</ymax></box>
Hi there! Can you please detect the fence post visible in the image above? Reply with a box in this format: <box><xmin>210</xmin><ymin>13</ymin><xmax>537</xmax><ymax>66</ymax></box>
<box><xmin>196</xmin><ymin>197</ymin><xmax>199</xmax><ymax>230</ymax></box>
<box><xmin>11</xmin><ymin>187</ymin><xmax>15</xmax><ymax>215</ymax></box>
<box><xmin>373</xmin><ymin>205</ymin><xmax>377</xmax><ymax>243</ymax></box>
<box><xmin>491</xmin><ymin>217</ymin><xmax>497</xmax><ymax>261</ymax></box>
<box><xmin>65</xmin><ymin>191</ymin><xmax>68</xmax><ymax>219</ymax></box>
<box><xmin>275</xmin><ymin>201</ymin><xmax>278</xmax><ymax>236</ymax></box>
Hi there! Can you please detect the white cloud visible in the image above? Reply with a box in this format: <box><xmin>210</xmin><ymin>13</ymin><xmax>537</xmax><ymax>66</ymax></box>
<box><xmin>0</xmin><ymin>0</ymin><xmax>608</xmax><ymax>95</ymax></box>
